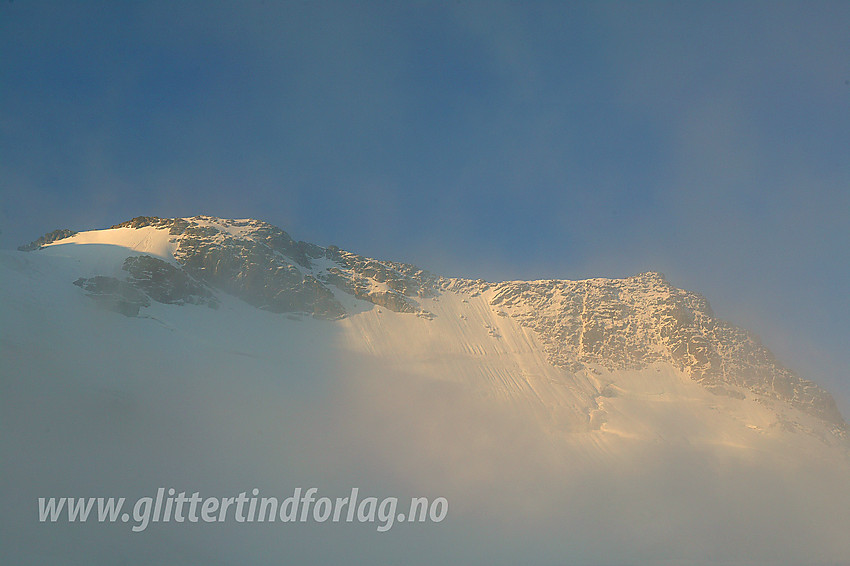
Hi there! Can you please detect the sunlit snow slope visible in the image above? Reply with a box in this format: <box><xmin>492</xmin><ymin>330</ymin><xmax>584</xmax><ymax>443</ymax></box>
<box><xmin>3</xmin><ymin>216</ymin><xmax>850</xmax><ymax>566</ymax></box>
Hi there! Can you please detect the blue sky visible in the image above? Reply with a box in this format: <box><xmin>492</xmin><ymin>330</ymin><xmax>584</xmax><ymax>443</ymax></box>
<box><xmin>1</xmin><ymin>1</ymin><xmax>848</xmax><ymax>410</ymax></box>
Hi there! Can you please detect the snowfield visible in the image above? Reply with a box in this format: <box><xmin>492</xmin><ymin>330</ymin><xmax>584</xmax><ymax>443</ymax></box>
<box><xmin>2</xmin><ymin>222</ymin><xmax>850</xmax><ymax>566</ymax></box>
<box><xmin>43</xmin><ymin>226</ymin><xmax>179</xmax><ymax>260</ymax></box>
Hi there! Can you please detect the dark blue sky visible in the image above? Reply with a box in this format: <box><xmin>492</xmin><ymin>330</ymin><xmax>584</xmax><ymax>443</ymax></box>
<box><xmin>2</xmin><ymin>1</ymin><xmax>848</xmax><ymax>410</ymax></box>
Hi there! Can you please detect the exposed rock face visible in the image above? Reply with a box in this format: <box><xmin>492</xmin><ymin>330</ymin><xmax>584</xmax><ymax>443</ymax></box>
<box><xmin>171</xmin><ymin>226</ymin><xmax>340</xmax><ymax>317</ymax></box>
<box><xmin>73</xmin><ymin>276</ymin><xmax>151</xmax><ymax>317</ymax></box>
<box><xmin>322</xmin><ymin>246</ymin><xmax>438</xmax><ymax>314</ymax></box>
<box><xmin>29</xmin><ymin>215</ymin><xmax>847</xmax><ymax>433</ymax></box>
<box><xmin>73</xmin><ymin>255</ymin><xmax>218</xmax><ymax>316</ymax></box>
<box><xmin>18</xmin><ymin>229</ymin><xmax>77</xmax><ymax>251</ymax></box>
<box><xmin>123</xmin><ymin>255</ymin><xmax>219</xmax><ymax>308</ymax></box>
<box><xmin>110</xmin><ymin>216</ymin><xmax>436</xmax><ymax>319</ymax></box>
<box><xmin>485</xmin><ymin>273</ymin><xmax>846</xmax><ymax>432</ymax></box>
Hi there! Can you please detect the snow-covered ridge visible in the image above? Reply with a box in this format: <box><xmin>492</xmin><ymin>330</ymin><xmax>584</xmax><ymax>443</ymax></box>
<box><xmin>20</xmin><ymin>215</ymin><xmax>847</xmax><ymax>433</ymax></box>
<box><xmin>41</xmin><ymin>226</ymin><xmax>179</xmax><ymax>260</ymax></box>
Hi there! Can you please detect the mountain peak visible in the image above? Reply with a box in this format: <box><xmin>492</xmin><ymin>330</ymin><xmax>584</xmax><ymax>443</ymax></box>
<box><xmin>17</xmin><ymin>215</ymin><xmax>848</xmax><ymax>435</ymax></box>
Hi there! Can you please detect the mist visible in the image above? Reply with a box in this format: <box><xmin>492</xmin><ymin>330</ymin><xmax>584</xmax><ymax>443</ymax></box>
<box><xmin>3</xmin><ymin>2</ymin><xmax>850</xmax><ymax>563</ymax></box>
<box><xmin>3</xmin><ymin>253</ymin><xmax>849</xmax><ymax>565</ymax></box>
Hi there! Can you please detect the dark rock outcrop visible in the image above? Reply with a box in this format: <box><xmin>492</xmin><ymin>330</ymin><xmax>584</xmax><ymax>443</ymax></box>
<box><xmin>73</xmin><ymin>276</ymin><xmax>151</xmax><ymax>317</ymax></box>
<box><xmin>108</xmin><ymin>216</ymin><xmax>435</xmax><ymax>318</ymax></box>
<box><xmin>123</xmin><ymin>255</ymin><xmax>218</xmax><ymax>308</ymax></box>
<box><xmin>18</xmin><ymin>229</ymin><xmax>77</xmax><ymax>251</ymax></box>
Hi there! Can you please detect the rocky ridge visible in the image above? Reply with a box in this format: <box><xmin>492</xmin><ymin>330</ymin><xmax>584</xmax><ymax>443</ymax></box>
<box><xmin>22</xmin><ymin>215</ymin><xmax>847</xmax><ymax>434</ymax></box>
<box><xmin>18</xmin><ymin>228</ymin><xmax>77</xmax><ymax>251</ymax></box>
<box><xmin>483</xmin><ymin>274</ymin><xmax>846</xmax><ymax>433</ymax></box>
<box><xmin>106</xmin><ymin>216</ymin><xmax>439</xmax><ymax>318</ymax></box>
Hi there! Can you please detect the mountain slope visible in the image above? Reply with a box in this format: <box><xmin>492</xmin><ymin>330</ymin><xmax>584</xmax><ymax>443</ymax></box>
<box><xmin>4</xmin><ymin>215</ymin><xmax>850</xmax><ymax>566</ymax></box>
<box><xmin>20</xmin><ymin>215</ymin><xmax>846</xmax><ymax>438</ymax></box>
